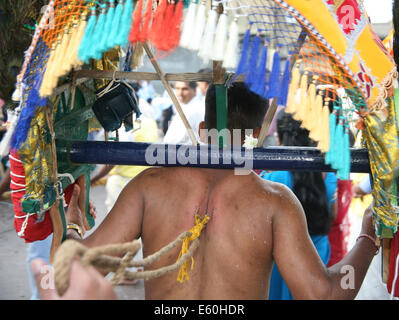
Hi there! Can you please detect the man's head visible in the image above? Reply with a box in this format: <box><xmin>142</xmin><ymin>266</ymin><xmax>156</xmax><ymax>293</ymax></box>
<box><xmin>200</xmin><ymin>83</ymin><xmax>268</xmax><ymax>144</ymax></box>
<box><xmin>196</xmin><ymin>68</ymin><xmax>212</xmax><ymax>97</ymax></box>
<box><xmin>174</xmin><ymin>81</ymin><xmax>197</xmax><ymax>104</ymax></box>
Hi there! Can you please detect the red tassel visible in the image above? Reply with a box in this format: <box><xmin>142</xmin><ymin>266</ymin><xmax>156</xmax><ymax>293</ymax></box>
<box><xmin>139</xmin><ymin>0</ymin><xmax>153</xmax><ymax>42</ymax></box>
<box><xmin>129</xmin><ymin>0</ymin><xmax>144</xmax><ymax>43</ymax></box>
<box><xmin>149</xmin><ymin>0</ymin><xmax>167</xmax><ymax>47</ymax></box>
<box><xmin>158</xmin><ymin>0</ymin><xmax>175</xmax><ymax>50</ymax></box>
<box><xmin>169</xmin><ymin>0</ymin><xmax>183</xmax><ymax>50</ymax></box>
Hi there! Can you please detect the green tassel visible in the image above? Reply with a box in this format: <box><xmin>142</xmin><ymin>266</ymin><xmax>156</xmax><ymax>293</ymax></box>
<box><xmin>334</xmin><ymin>118</ymin><xmax>345</xmax><ymax>173</ymax></box>
<box><xmin>78</xmin><ymin>7</ymin><xmax>97</xmax><ymax>63</ymax></box>
<box><xmin>343</xmin><ymin>127</ymin><xmax>350</xmax><ymax>180</ymax></box>
<box><xmin>88</xmin><ymin>3</ymin><xmax>107</xmax><ymax>60</ymax></box>
<box><xmin>115</xmin><ymin>0</ymin><xmax>134</xmax><ymax>47</ymax></box>
<box><xmin>108</xmin><ymin>0</ymin><xmax>124</xmax><ymax>48</ymax></box>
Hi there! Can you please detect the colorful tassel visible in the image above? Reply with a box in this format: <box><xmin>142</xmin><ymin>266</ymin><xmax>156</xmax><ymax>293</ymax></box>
<box><xmin>222</xmin><ymin>17</ymin><xmax>239</xmax><ymax>69</ymax></box>
<box><xmin>285</xmin><ymin>62</ymin><xmax>300</xmax><ymax>114</ymax></box>
<box><xmin>179</xmin><ymin>0</ymin><xmax>197</xmax><ymax>48</ymax></box>
<box><xmin>53</xmin><ymin>28</ymin><xmax>72</xmax><ymax>78</ymax></box>
<box><xmin>251</xmin><ymin>39</ymin><xmax>268</xmax><ymax>96</ymax></box>
<box><xmin>333</xmin><ymin>117</ymin><xmax>345</xmax><ymax>172</ymax></box>
<box><xmin>277</xmin><ymin>55</ymin><xmax>291</xmax><ymax>106</ymax></box>
<box><xmin>169</xmin><ymin>0</ymin><xmax>184</xmax><ymax>50</ymax></box>
<box><xmin>129</xmin><ymin>0</ymin><xmax>144</xmax><ymax>43</ymax></box>
<box><xmin>341</xmin><ymin>126</ymin><xmax>350</xmax><ymax>180</ymax></box>
<box><xmin>149</xmin><ymin>0</ymin><xmax>167</xmax><ymax>47</ymax></box>
<box><xmin>139</xmin><ymin>0</ymin><xmax>154</xmax><ymax>42</ymax></box>
<box><xmin>293</xmin><ymin>71</ymin><xmax>308</xmax><ymax>122</ymax></box>
<box><xmin>317</xmin><ymin>99</ymin><xmax>331</xmax><ymax>153</ymax></box>
<box><xmin>244</xmin><ymin>32</ymin><xmax>261</xmax><ymax>88</ymax></box>
<box><xmin>212</xmin><ymin>12</ymin><xmax>228</xmax><ymax>61</ymax></box>
<box><xmin>108</xmin><ymin>0</ymin><xmax>124</xmax><ymax>48</ymax></box>
<box><xmin>308</xmin><ymin>90</ymin><xmax>324</xmax><ymax>142</ymax></box>
<box><xmin>301</xmin><ymin>76</ymin><xmax>317</xmax><ymax>130</ymax></box>
<box><xmin>89</xmin><ymin>4</ymin><xmax>107</xmax><ymax>60</ymax></box>
<box><xmin>115</xmin><ymin>0</ymin><xmax>134</xmax><ymax>47</ymax></box>
<box><xmin>78</xmin><ymin>7</ymin><xmax>98</xmax><ymax>62</ymax></box>
<box><xmin>198</xmin><ymin>7</ymin><xmax>218</xmax><ymax>63</ymax></box>
<box><xmin>100</xmin><ymin>0</ymin><xmax>116</xmax><ymax>51</ymax></box>
<box><xmin>265</xmin><ymin>47</ymin><xmax>281</xmax><ymax>99</ymax></box>
<box><xmin>325</xmin><ymin>110</ymin><xmax>337</xmax><ymax>165</ymax></box>
<box><xmin>158</xmin><ymin>0</ymin><xmax>175</xmax><ymax>50</ymax></box>
<box><xmin>40</xmin><ymin>46</ymin><xmax>57</xmax><ymax>97</ymax></box>
<box><xmin>189</xmin><ymin>0</ymin><xmax>206</xmax><ymax>51</ymax></box>
<box><xmin>235</xmin><ymin>22</ymin><xmax>252</xmax><ymax>76</ymax></box>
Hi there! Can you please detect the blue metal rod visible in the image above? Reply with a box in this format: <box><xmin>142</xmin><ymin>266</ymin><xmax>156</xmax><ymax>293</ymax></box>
<box><xmin>62</xmin><ymin>140</ymin><xmax>370</xmax><ymax>173</ymax></box>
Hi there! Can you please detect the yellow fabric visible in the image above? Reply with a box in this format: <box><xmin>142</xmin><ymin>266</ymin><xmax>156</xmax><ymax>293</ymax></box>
<box><xmin>176</xmin><ymin>214</ymin><xmax>210</xmax><ymax>283</ymax></box>
<box><xmin>284</xmin><ymin>0</ymin><xmax>397</xmax><ymax>111</ymax></box>
<box><xmin>109</xmin><ymin>117</ymin><xmax>159</xmax><ymax>178</ymax></box>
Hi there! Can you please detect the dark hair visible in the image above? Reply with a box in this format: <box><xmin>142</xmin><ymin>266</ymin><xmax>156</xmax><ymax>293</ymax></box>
<box><xmin>204</xmin><ymin>82</ymin><xmax>268</xmax><ymax>132</ymax></box>
<box><xmin>197</xmin><ymin>68</ymin><xmax>212</xmax><ymax>84</ymax></box>
<box><xmin>188</xmin><ymin>81</ymin><xmax>197</xmax><ymax>89</ymax></box>
<box><xmin>276</xmin><ymin>110</ymin><xmax>330</xmax><ymax>236</ymax></box>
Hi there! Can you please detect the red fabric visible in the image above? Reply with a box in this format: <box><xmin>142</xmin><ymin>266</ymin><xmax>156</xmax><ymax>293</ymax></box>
<box><xmin>387</xmin><ymin>232</ymin><xmax>399</xmax><ymax>298</ymax></box>
<box><xmin>10</xmin><ymin>150</ymin><xmax>76</xmax><ymax>243</ymax></box>
<box><xmin>10</xmin><ymin>150</ymin><xmax>53</xmax><ymax>243</ymax></box>
<box><xmin>327</xmin><ymin>179</ymin><xmax>352</xmax><ymax>266</ymax></box>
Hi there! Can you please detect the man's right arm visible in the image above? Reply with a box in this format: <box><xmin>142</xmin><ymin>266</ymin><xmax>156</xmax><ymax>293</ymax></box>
<box><xmin>270</xmin><ymin>182</ymin><xmax>377</xmax><ymax>300</ymax></box>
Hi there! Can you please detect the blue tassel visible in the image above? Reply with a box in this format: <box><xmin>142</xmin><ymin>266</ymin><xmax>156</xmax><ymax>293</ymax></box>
<box><xmin>251</xmin><ymin>40</ymin><xmax>268</xmax><ymax>96</ymax></box>
<box><xmin>324</xmin><ymin>112</ymin><xmax>336</xmax><ymax>165</ymax></box>
<box><xmin>11</xmin><ymin>88</ymin><xmax>47</xmax><ymax>151</ymax></box>
<box><xmin>265</xmin><ymin>48</ymin><xmax>281</xmax><ymax>99</ymax></box>
<box><xmin>115</xmin><ymin>0</ymin><xmax>134</xmax><ymax>47</ymax></box>
<box><xmin>333</xmin><ymin>118</ymin><xmax>344</xmax><ymax>172</ymax></box>
<box><xmin>277</xmin><ymin>55</ymin><xmax>291</xmax><ymax>106</ymax></box>
<box><xmin>343</xmin><ymin>127</ymin><xmax>351</xmax><ymax>180</ymax></box>
<box><xmin>89</xmin><ymin>4</ymin><xmax>107</xmax><ymax>60</ymax></box>
<box><xmin>244</xmin><ymin>33</ymin><xmax>261</xmax><ymax>87</ymax></box>
<box><xmin>78</xmin><ymin>7</ymin><xmax>97</xmax><ymax>63</ymax></box>
<box><xmin>108</xmin><ymin>0</ymin><xmax>124</xmax><ymax>48</ymax></box>
<box><xmin>100</xmin><ymin>1</ymin><xmax>116</xmax><ymax>52</ymax></box>
<box><xmin>235</xmin><ymin>22</ymin><xmax>252</xmax><ymax>77</ymax></box>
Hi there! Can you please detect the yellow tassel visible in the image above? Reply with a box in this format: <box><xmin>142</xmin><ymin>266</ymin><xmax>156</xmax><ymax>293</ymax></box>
<box><xmin>318</xmin><ymin>99</ymin><xmax>331</xmax><ymax>152</ymax></box>
<box><xmin>52</xmin><ymin>29</ymin><xmax>71</xmax><ymax>79</ymax></box>
<box><xmin>285</xmin><ymin>62</ymin><xmax>301</xmax><ymax>115</ymax></box>
<box><xmin>293</xmin><ymin>71</ymin><xmax>308</xmax><ymax>122</ymax></box>
<box><xmin>309</xmin><ymin>89</ymin><xmax>324</xmax><ymax>142</ymax></box>
<box><xmin>301</xmin><ymin>76</ymin><xmax>318</xmax><ymax>131</ymax></box>
<box><xmin>59</xmin><ymin>23</ymin><xmax>79</xmax><ymax>75</ymax></box>
<box><xmin>176</xmin><ymin>214</ymin><xmax>210</xmax><ymax>283</ymax></box>
<box><xmin>39</xmin><ymin>44</ymin><xmax>57</xmax><ymax>97</ymax></box>
<box><xmin>70</xmin><ymin>18</ymin><xmax>87</xmax><ymax>68</ymax></box>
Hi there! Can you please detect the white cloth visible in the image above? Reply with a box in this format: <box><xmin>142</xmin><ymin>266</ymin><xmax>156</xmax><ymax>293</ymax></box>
<box><xmin>163</xmin><ymin>96</ymin><xmax>205</xmax><ymax>145</ymax></box>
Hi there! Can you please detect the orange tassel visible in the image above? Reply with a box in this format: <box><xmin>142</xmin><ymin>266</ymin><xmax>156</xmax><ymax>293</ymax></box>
<box><xmin>158</xmin><ymin>0</ymin><xmax>175</xmax><ymax>50</ymax></box>
<box><xmin>149</xmin><ymin>0</ymin><xmax>167</xmax><ymax>47</ymax></box>
<box><xmin>139</xmin><ymin>0</ymin><xmax>153</xmax><ymax>42</ymax></box>
<box><xmin>169</xmin><ymin>0</ymin><xmax>183</xmax><ymax>50</ymax></box>
<box><xmin>129</xmin><ymin>0</ymin><xmax>143</xmax><ymax>43</ymax></box>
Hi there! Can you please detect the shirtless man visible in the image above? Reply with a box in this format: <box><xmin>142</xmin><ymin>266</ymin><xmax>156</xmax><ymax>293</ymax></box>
<box><xmin>40</xmin><ymin>83</ymin><xmax>377</xmax><ymax>300</ymax></box>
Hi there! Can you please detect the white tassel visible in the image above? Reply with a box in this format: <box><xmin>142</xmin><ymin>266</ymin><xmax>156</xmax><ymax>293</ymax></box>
<box><xmin>0</xmin><ymin>109</ymin><xmax>20</xmax><ymax>158</ymax></box>
<box><xmin>222</xmin><ymin>17</ymin><xmax>239</xmax><ymax>69</ymax></box>
<box><xmin>212</xmin><ymin>12</ymin><xmax>228</xmax><ymax>61</ymax></box>
<box><xmin>198</xmin><ymin>7</ymin><xmax>218</xmax><ymax>63</ymax></box>
<box><xmin>179</xmin><ymin>1</ymin><xmax>198</xmax><ymax>49</ymax></box>
<box><xmin>189</xmin><ymin>0</ymin><xmax>206</xmax><ymax>51</ymax></box>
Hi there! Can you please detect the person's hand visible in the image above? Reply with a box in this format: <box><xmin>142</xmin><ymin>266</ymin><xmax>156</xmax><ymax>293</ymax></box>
<box><xmin>31</xmin><ymin>258</ymin><xmax>118</xmax><ymax>300</ymax></box>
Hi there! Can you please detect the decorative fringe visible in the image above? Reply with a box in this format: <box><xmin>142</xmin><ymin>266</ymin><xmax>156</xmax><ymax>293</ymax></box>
<box><xmin>301</xmin><ymin>76</ymin><xmax>317</xmax><ymax>130</ymax></box>
<box><xmin>89</xmin><ymin>4</ymin><xmax>107</xmax><ymax>60</ymax></box>
<box><xmin>198</xmin><ymin>7</ymin><xmax>218</xmax><ymax>63</ymax></box>
<box><xmin>285</xmin><ymin>62</ymin><xmax>300</xmax><ymax>114</ymax></box>
<box><xmin>265</xmin><ymin>47</ymin><xmax>281</xmax><ymax>99</ymax></box>
<box><xmin>129</xmin><ymin>0</ymin><xmax>143</xmax><ymax>43</ymax></box>
<box><xmin>169</xmin><ymin>0</ymin><xmax>184</xmax><ymax>50</ymax></box>
<box><xmin>212</xmin><ymin>12</ymin><xmax>228</xmax><ymax>61</ymax></box>
<box><xmin>40</xmin><ymin>44</ymin><xmax>58</xmax><ymax>97</ymax></box>
<box><xmin>100</xmin><ymin>0</ymin><xmax>116</xmax><ymax>51</ymax></box>
<box><xmin>317</xmin><ymin>99</ymin><xmax>330</xmax><ymax>153</ymax></box>
<box><xmin>139</xmin><ymin>0</ymin><xmax>154</xmax><ymax>42</ymax></box>
<box><xmin>293</xmin><ymin>71</ymin><xmax>308</xmax><ymax>121</ymax></box>
<box><xmin>131</xmin><ymin>42</ymin><xmax>145</xmax><ymax>69</ymax></box>
<box><xmin>235</xmin><ymin>22</ymin><xmax>252</xmax><ymax>76</ymax></box>
<box><xmin>149</xmin><ymin>0</ymin><xmax>167</xmax><ymax>47</ymax></box>
<box><xmin>55</xmin><ymin>28</ymin><xmax>72</xmax><ymax>78</ymax></box>
<box><xmin>277</xmin><ymin>56</ymin><xmax>291</xmax><ymax>106</ymax></box>
<box><xmin>222</xmin><ymin>17</ymin><xmax>239</xmax><ymax>69</ymax></box>
<box><xmin>308</xmin><ymin>90</ymin><xmax>323</xmax><ymax>141</ymax></box>
<box><xmin>158</xmin><ymin>0</ymin><xmax>175</xmax><ymax>50</ymax></box>
<box><xmin>333</xmin><ymin>117</ymin><xmax>345</xmax><ymax>172</ymax></box>
<box><xmin>179</xmin><ymin>0</ymin><xmax>197</xmax><ymax>48</ymax></box>
<box><xmin>244</xmin><ymin>32</ymin><xmax>261</xmax><ymax>88</ymax></box>
<box><xmin>189</xmin><ymin>0</ymin><xmax>206</xmax><ymax>50</ymax></box>
<box><xmin>251</xmin><ymin>40</ymin><xmax>268</xmax><ymax>96</ymax></box>
<box><xmin>78</xmin><ymin>8</ymin><xmax>97</xmax><ymax>63</ymax></box>
<box><xmin>108</xmin><ymin>0</ymin><xmax>124</xmax><ymax>48</ymax></box>
<box><xmin>325</xmin><ymin>110</ymin><xmax>337</xmax><ymax>165</ymax></box>
<box><xmin>115</xmin><ymin>0</ymin><xmax>134</xmax><ymax>47</ymax></box>
<box><xmin>70</xmin><ymin>18</ymin><xmax>87</xmax><ymax>68</ymax></box>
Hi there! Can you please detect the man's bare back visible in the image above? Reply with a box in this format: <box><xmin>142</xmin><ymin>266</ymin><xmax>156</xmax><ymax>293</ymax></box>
<box><xmin>83</xmin><ymin>166</ymin><xmax>297</xmax><ymax>299</ymax></box>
